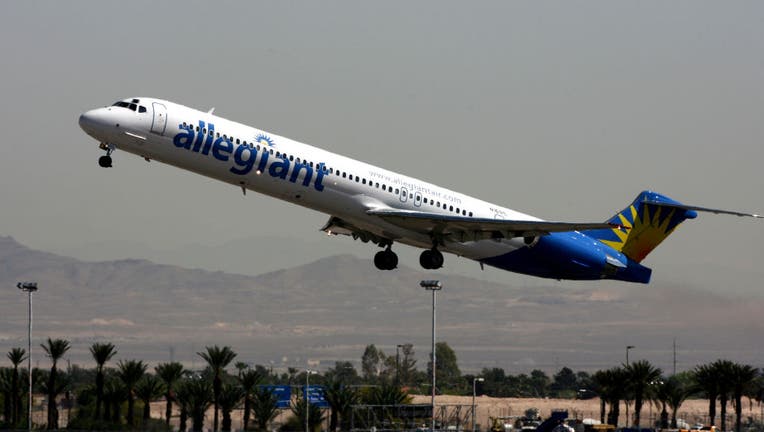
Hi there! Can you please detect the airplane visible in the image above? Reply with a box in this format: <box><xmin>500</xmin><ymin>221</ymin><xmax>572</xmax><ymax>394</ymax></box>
<box><xmin>79</xmin><ymin>98</ymin><xmax>761</xmax><ymax>284</ymax></box>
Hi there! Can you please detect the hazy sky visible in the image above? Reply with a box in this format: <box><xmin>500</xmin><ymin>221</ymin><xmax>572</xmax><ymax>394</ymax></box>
<box><xmin>1</xmin><ymin>1</ymin><xmax>763</xmax><ymax>293</ymax></box>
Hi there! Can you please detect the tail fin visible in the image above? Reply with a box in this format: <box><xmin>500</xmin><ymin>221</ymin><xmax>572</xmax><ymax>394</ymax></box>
<box><xmin>586</xmin><ymin>191</ymin><xmax>698</xmax><ymax>263</ymax></box>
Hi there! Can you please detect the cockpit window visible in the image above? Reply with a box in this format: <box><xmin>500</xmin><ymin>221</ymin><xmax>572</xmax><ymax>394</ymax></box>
<box><xmin>112</xmin><ymin>100</ymin><xmax>145</xmax><ymax>113</ymax></box>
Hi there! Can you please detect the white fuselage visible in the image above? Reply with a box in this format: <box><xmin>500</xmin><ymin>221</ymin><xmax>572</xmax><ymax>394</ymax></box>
<box><xmin>80</xmin><ymin>98</ymin><xmax>535</xmax><ymax>263</ymax></box>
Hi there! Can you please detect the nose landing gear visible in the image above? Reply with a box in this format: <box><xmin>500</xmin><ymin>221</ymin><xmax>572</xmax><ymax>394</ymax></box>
<box><xmin>98</xmin><ymin>143</ymin><xmax>114</xmax><ymax>168</ymax></box>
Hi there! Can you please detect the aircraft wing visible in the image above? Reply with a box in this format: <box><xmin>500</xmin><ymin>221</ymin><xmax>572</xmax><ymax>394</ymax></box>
<box><xmin>366</xmin><ymin>208</ymin><xmax>621</xmax><ymax>242</ymax></box>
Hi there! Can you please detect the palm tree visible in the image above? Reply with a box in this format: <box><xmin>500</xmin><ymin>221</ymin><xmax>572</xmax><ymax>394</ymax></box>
<box><xmin>7</xmin><ymin>348</ymin><xmax>27</xmax><ymax>426</ymax></box>
<box><xmin>251</xmin><ymin>386</ymin><xmax>280</xmax><ymax>432</ymax></box>
<box><xmin>666</xmin><ymin>376</ymin><xmax>691</xmax><ymax>428</ymax></box>
<box><xmin>325</xmin><ymin>379</ymin><xmax>359</xmax><ymax>432</ymax></box>
<box><xmin>116</xmin><ymin>359</ymin><xmax>147</xmax><ymax>427</ymax></box>
<box><xmin>624</xmin><ymin>360</ymin><xmax>662</xmax><ymax>427</ymax></box>
<box><xmin>156</xmin><ymin>361</ymin><xmax>187</xmax><ymax>426</ymax></box>
<box><xmin>291</xmin><ymin>397</ymin><xmax>325</xmax><ymax>432</ymax></box>
<box><xmin>38</xmin><ymin>371</ymin><xmax>69</xmax><ymax>429</ymax></box>
<box><xmin>136</xmin><ymin>374</ymin><xmax>165</xmax><ymax>422</ymax></box>
<box><xmin>728</xmin><ymin>363</ymin><xmax>758</xmax><ymax>432</ymax></box>
<box><xmin>238</xmin><ymin>368</ymin><xmax>263</xmax><ymax>430</ymax></box>
<box><xmin>89</xmin><ymin>342</ymin><xmax>117</xmax><ymax>420</ymax></box>
<box><xmin>197</xmin><ymin>345</ymin><xmax>237</xmax><ymax>432</ymax></box>
<box><xmin>175</xmin><ymin>378</ymin><xmax>212</xmax><ymax>432</ymax></box>
<box><xmin>713</xmin><ymin>360</ymin><xmax>735</xmax><ymax>432</ymax></box>
<box><xmin>694</xmin><ymin>363</ymin><xmax>720</xmax><ymax>426</ymax></box>
<box><xmin>217</xmin><ymin>383</ymin><xmax>244</xmax><ymax>432</ymax></box>
<box><xmin>41</xmin><ymin>337</ymin><xmax>70</xmax><ymax>429</ymax></box>
<box><xmin>595</xmin><ymin>367</ymin><xmax>628</xmax><ymax>426</ymax></box>
<box><xmin>1</xmin><ymin>367</ymin><xmax>14</xmax><ymax>425</ymax></box>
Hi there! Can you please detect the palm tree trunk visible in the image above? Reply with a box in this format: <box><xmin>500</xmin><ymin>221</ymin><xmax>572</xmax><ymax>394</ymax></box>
<box><xmin>127</xmin><ymin>395</ymin><xmax>135</xmax><ymax>426</ymax></box>
<box><xmin>165</xmin><ymin>392</ymin><xmax>173</xmax><ymax>426</ymax></box>
<box><xmin>143</xmin><ymin>398</ymin><xmax>151</xmax><ymax>421</ymax></box>
<box><xmin>599</xmin><ymin>398</ymin><xmax>606</xmax><ymax>424</ymax></box>
<box><xmin>179</xmin><ymin>406</ymin><xmax>187</xmax><ymax>432</ymax></box>
<box><xmin>95</xmin><ymin>370</ymin><xmax>104</xmax><ymax>420</ymax></box>
<box><xmin>735</xmin><ymin>393</ymin><xmax>743</xmax><ymax>432</ymax></box>
<box><xmin>709</xmin><ymin>392</ymin><xmax>718</xmax><ymax>426</ymax></box>
<box><xmin>213</xmin><ymin>376</ymin><xmax>221</xmax><ymax>432</ymax></box>
<box><xmin>634</xmin><ymin>397</ymin><xmax>642</xmax><ymax>427</ymax></box>
<box><xmin>720</xmin><ymin>394</ymin><xmax>728</xmax><ymax>432</ymax></box>
<box><xmin>47</xmin><ymin>367</ymin><xmax>57</xmax><ymax>429</ymax></box>
<box><xmin>243</xmin><ymin>397</ymin><xmax>251</xmax><ymax>430</ymax></box>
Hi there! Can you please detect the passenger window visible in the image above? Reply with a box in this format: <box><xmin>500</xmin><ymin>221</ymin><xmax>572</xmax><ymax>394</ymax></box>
<box><xmin>362</xmin><ymin>179</ymin><xmax>367</xmax><ymax>185</ymax></box>
<box><xmin>395</xmin><ymin>188</ymin><xmax>399</xmax><ymax>194</ymax></box>
<box><xmin>450</xmin><ymin>206</ymin><xmax>454</xmax><ymax>211</ymax></box>
<box><xmin>469</xmin><ymin>211</ymin><xmax>473</xmax><ymax>217</ymax></box>
<box><xmin>196</xmin><ymin>126</ymin><xmax>200</xmax><ymax>131</ymax></box>
<box><xmin>236</xmin><ymin>138</ymin><xmax>240</xmax><ymax>144</ymax></box>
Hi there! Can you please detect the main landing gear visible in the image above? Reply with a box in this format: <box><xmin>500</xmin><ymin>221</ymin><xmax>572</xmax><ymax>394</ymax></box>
<box><xmin>419</xmin><ymin>248</ymin><xmax>444</xmax><ymax>270</ymax></box>
<box><xmin>374</xmin><ymin>247</ymin><xmax>398</xmax><ymax>271</ymax></box>
<box><xmin>98</xmin><ymin>143</ymin><xmax>114</xmax><ymax>168</ymax></box>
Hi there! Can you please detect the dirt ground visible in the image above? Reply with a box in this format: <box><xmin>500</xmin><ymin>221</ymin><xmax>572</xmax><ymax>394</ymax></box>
<box><xmin>137</xmin><ymin>395</ymin><xmax>760</xmax><ymax>431</ymax></box>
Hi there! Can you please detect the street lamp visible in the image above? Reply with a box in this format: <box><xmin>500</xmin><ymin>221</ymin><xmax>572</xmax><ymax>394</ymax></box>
<box><xmin>17</xmin><ymin>282</ymin><xmax>37</xmax><ymax>432</ymax></box>
<box><xmin>305</xmin><ymin>369</ymin><xmax>317</xmax><ymax>432</ymax></box>
<box><xmin>421</xmin><ymin>280</ymin><xmax>442</xmax><ymax>432</ymax></box>
<box><xmin>472</xmin><ymin>377</ymin><xmax>484</xmax><ymax>432</ymax></box>
<box><xmin>626</xmin><ymin>345</ymin><xmax>635</xmax><ymax>365</ymax></box>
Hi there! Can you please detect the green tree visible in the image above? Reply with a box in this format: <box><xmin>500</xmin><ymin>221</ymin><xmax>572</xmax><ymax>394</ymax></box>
<box><xmin>1</xmin><ymin>367</ymin><xmax>14</xmax><ymax>426</ymax></box>
<box><xmin>361</xmin><ymin>344</ymin><xmax>384</xmax><ymax>382</ymax></box>
<box><xmin>41</xmin><ymin>337</ymin><xmax>70</xmax><ymax>429</ymax></box>
<box><xmin>116</xmin><ymin>359</ymin><xmax>148</xmax><ymax>427</ymax></box>
<box><xmin>551</xmin><ymin>367</ymin><xmax>577</xmax><ymax>398</ymax></box>
<box><xmin>325</xmin><ymin>379</ymin><xmax>359</xmax><ymax>432</ymax></box>
<box><xmin>624</xmin><ymin>360</ymin><xmax>662</xmax><ymax>427</ymax></box>
<box><xmin>251</xmin><ymin>386</ymin><xmax>279</xmax><ymax>432</ymax></box>
<box><xmin>136</xmin><ymin>374</ymin><xmax>165</xmax><ymax>422</ymax></box>
<box><xmin>176</xmin><ymin>378</ymin><xmax>212</xmax><ymax>432</ymax></box>
<box><xmin>712</xmin><ymin>360</ymin><xmax>735</xmax><ymax>432</ymax></box>
<box><xmin>694</xmin><ymin>363</ymin><xmax>720</xmax><ymax>426</ymax></box>
<box><xmin>529</xmin><ymin>370</ymin><xmax>550</xmax><ymax>398</ymax></box>
<box><xmin>238</xmin><ymin>368</ymin><xmax>264</xmax><ymax>430</ymax></box>
<box><xmin>666</xmin><ymin>375</ymin><xmax>691</xmax><ymax>428</ymax></box>
<box><xmin>398</xmin><ymin>344</ymin><xmax>417</xmax><ymax>387</ymax></box>
<box><xmin>7</xmin><ymin>348</ymin><xmax>26</xmax><ymax>425</ymax></box>
<box><xmin>197</xmin><ymin>345</ymin><xmax>237</xmax><ymax>432</ymax></box>
<box><xmin>291</xmin><ymin>397</ymin><xmax>325</xmax><ymax>432</ymax></box>
<box><xmin>728</xmin><ymin>363</ymin><xmax>758</xmax><ymax>432</ymax></box>
<box><xmin>155</xmin><ymin>362</ymin><xmax>187</xmax><ymax>426</ymax></box>
<box><xmin>427</xmin><ymin>342</ymin><xmax>461</xmax><ymax>392</ymax></box>
<box><xmin>89</xmin><ymin>342</ymin><xmax>117</xmax><ymax>421</ymax></box>
<box><xmin>218</xmin><ymin>383</ymin><xmax>244</xmax><ymax>432</ymax></box>
<box><xmin>593</xmin><ymin>367</ymin><xmax>627</xmax><ymax>426</ymax></box>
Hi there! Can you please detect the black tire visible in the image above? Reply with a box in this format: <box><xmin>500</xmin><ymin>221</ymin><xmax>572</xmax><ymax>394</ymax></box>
<box><xmin>98</xmin><ymin>155</ymin><xmax>112</xmax><ymax>168</ymax></box>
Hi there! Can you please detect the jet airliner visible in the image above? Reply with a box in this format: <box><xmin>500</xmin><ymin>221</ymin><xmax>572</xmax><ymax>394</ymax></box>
<box><xmin>79</xmin><ymin>98</ymin><xmax>761</xmax><ymax>283</ymax></box>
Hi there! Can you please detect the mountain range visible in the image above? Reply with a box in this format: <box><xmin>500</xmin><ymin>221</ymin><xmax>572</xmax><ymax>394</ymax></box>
<box><xmin>1</xmin><ymin>235</ymin><xmax>762</xmax><ymax>374</ymax></box>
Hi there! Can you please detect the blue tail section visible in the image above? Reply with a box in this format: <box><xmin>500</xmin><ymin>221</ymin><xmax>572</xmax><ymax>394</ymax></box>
<box><xmin>584</xmin><ymin>191</ymin><xmax>697</xmax><ymax>263</ymax></box>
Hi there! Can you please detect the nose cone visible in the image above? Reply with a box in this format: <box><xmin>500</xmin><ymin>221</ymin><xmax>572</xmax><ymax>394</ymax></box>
<box><xmin>79</xmin><ymin>107</ymin><xmax>114</xmax><ymax>140</ymax></box>
<box><xmin>79</xmin><ymin>109</ymin><xmax>100</xmax><ymax>135</ymax></box>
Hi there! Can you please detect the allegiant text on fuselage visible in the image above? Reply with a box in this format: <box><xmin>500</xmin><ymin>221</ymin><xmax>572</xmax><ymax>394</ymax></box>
<box><xmin>173</xmin><ymin>121</ymin><xmax>326</xmax><ymax>191</ymax></box>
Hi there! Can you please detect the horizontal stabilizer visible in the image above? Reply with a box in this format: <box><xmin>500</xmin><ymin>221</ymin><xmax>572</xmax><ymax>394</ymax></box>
<box><xmin>641</xmin><ymin>199</ymin><xmax>763</xmax><ymax>218</ymax></box>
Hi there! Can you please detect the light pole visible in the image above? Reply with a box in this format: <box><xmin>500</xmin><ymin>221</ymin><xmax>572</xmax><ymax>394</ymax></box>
<box><xmin>17</xmin><ymin>282</ymin><xmax>37</xmax><ymax>432</ymax></box>
<box><xmin>396</xmin><ymin>344</ymin><xmax>404</xmax><ymax>387</ymax></box>
<box><xmin>472</xmin><ymin>377</ymin><xmax>484</xmax><ymax>432</ymax></box>
<box><xmin>625</xmin><ymin>345</ymin><xmax>634</xmax><ymax>427</ymax></box>
<box><xmin>421</xmin><ymin>280</ymin><xmax>442</xmax><ymax>432</ymax></box>
<box><xmin>305</xmin><ymin>369</ymin><xmax>317</xmax><ymax>432</ymax></box>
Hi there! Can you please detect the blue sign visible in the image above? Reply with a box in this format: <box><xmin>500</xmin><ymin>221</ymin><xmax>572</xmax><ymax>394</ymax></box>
<box><xmin>260</xmin><ymin>385</ymin><xmax>292</xmax><ymax>409</ymax></box>
<box><xmin>303</xmin><ymin>385</ymin><xmax>329</xmax><ymax>408</ymax></box>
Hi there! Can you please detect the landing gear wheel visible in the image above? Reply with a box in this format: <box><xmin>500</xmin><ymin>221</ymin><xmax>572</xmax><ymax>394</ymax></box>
<box><xmin>98</xmin><ymin>155</ymin><xmax>113</xmax><ymax>168</ymax></box>
<box><xmin>419</xmin><ymin>249</ymin><xmax>444</xmax><ymax>270</ymax></box>
<box><xmin>374</xmin><ymin>249</ymin><xmax>398</xmax><ymax>270</ymax></box>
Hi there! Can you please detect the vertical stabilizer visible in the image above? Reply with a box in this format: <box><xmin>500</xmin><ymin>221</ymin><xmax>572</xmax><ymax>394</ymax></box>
<box><xmin>585</xmin><ymin>191</ymin><xmax>698</xmax><ymax>263</ymax></box>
